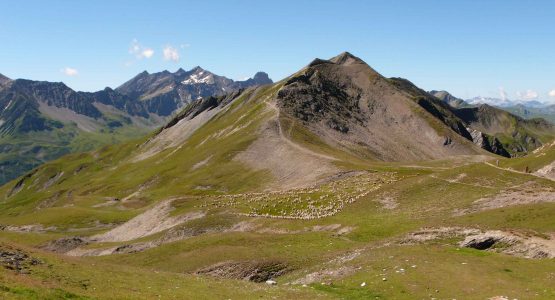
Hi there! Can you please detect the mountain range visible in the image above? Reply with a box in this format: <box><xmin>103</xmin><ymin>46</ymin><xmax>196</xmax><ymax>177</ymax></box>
<box><xmin>4</xmin><ymin>52</ymin><xmax>553</xmax><ymax>193</ymax></box>
<box><xmin>1</xmin><ymin>52</ymin><xmax>555</xmax><ymax>299</ymax></box>
<box><xmin>0</xmin><ymin>68</ymin><xmax>272</xmax><ymax>184</ymax></box>
<box><xmin>502</xmin><ymin>103</ymin><xmax>555</xmax><ymax>123</ymax></box>
<box><xmin>3</xmin><ymin>56</ymin><xmax>554</xmax><ymax>186</ymax></box>
<box><xmin>431</xmin><ymin>91</ymin><xmax>555</xmax><ymax>122</ymax></box>
<box><xmin>466</xmin><ymin>96</ymin><xmax>549</xmax><ymax>108</ymax></box>
<box><xmin>116</xmin><ymin>67</ymin><xmax>271</xmax><ymax>116</ymax></box>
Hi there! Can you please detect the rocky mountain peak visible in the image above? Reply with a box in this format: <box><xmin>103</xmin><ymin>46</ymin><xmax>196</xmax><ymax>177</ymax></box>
<box><xmin>304</xmin><ymin>52</ymin><xmax>380</xmax><ymax>79</ymax></box>
<box><xmin>248</xmin><ymin>72</ymin><xmax>272</xmax><ymax>85</ymax></box>
<box><xmin>252</xmin><ymin>71</ymin><xmax>269</xmax><ymax>80</ymax></box>
<box><xmin>174</xmin><ymin>68</ymin><xmax>187</xmax><ymax>76</ymax></box>
<box><xmin>190</xmin><ymin>66</ymin><xmax>205</xmax><ymax>73</ymax></box>
<box><xmin>329</xmin><ymin>51</ymin><xmax>366</xmax><ymax>65</ymax></box>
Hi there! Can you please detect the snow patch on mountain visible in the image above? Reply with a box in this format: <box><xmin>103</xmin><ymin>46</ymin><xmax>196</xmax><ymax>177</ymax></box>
<box><xmin>182</xmin><ymin>71</ymin><xmax>215</xmax><ymax>85</ymax></box>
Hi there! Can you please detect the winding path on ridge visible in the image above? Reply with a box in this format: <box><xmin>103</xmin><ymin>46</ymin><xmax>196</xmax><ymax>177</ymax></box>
<box><xmin>265</xmin><ymin>99</ymin><xmax>338</xmax><ymax>161</ymax></box>
<box><xmin>484</xmin><ymin>161</ymin><xmax>555</xmax><ymax>182</ymax></box>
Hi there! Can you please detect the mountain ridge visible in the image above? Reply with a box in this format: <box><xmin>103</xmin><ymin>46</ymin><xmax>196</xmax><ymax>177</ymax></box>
<box><xmin>0</xmin><ymin>67</ymin><xmax>273</xmax><ymax>185</ymax></box>
<box><xmin>116</xmin><ymin>67</ymin><xmax>272</xmax><ymax>116</ymax></box>
<box><xmin>429</xmin><ymin>90</ymin><xmax>468</xmax><ymax>108</ymax></box>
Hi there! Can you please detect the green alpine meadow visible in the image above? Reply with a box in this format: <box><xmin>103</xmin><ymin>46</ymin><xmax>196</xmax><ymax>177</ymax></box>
<box><xmin>1</xmin><ymin>1</ymin><xmax>555</xmax><ymax>299</ymax></box>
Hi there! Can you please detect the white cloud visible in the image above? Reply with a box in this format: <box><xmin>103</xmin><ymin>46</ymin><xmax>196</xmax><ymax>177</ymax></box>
<box><xmin>498</xmin><ymin>87</ymin><xmax>507</xmax><ymax>101</ymax></box>
<box><xmin>129</xmin><ymin>39</ymin><xmax>154</xmax><ymax>59</ymax></box>
<box><xmin>549</xmin><ymin>90</ymin><xmax>555</xmax><ymax>98</ymax></box>
<box><xmin>61</xmin><ymin>67</ymin><xmax>78</xmax><ymax>77</ymax></box>
<box><xmin>516</xmin><ymin>89</ymin><xmax>539</xmax><ymax>100</ymax></box>
<box><xmin>142</xmin><ymin>48</ymin><xmax>154</xmax><ymax>58</ymax></box>
<box><xmin>163</xmin><ymin>45</ymin><xmax>180</xmax><ymax>62</ymax></box>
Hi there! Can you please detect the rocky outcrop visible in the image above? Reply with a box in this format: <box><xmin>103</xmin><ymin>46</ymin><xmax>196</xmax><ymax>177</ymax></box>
<box><xmin>0</xmin><ymin>245</ymin><xmax>42</xmax><ymax>273</ymax></box>
<box><xmin>241</xmin><ymin>72</ymin><xmax>273</xmax><ymax>87</ymax></box>
<box><xmin>404</xmin><ymin>227</ymin><xmax>555</xmax><ymax>259</ymax></box>
<box><xmin>196</xmin><ymin>261</ymin><xmax>289</xmax><ymax>282</ymax></box>
<box><xmin>159</xmin><ymin>89</ymin><xmax>243</xmax><ymax>133</ymax></box>
<box><xmin>467</xmin><ymin>128</ymin><xmax>510</xmax><ymax>157</ymax></box>
<box><xmin>42</xmin><ymin>237</ymin><xmax>90</xmax><ymax>253</ymax></box>
<box><xmin>277</xmin><ymin>62</ymin><xmax>364</xmax><ymax>133</ymax></box>
<box><xmin>459</xmin><ymin>231</ymin><xmax>555</xmax><ymax>259</ymax></box>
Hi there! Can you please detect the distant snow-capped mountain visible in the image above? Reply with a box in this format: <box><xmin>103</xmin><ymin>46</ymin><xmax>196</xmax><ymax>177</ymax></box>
<box><xmin>467</xmin><ymin>96</ymin><xmax>548</xmax><ymax>108</ymax></box>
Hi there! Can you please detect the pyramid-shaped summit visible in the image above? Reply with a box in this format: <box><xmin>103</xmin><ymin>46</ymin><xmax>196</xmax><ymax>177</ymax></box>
<box><xmin>329</xmin><ymin>51</ymin><xmax>366</xmax><ymax>65</ymax></box>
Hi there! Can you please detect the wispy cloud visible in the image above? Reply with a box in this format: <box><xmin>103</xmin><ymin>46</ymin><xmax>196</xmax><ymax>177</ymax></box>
<box><xmin>163</xmin><ymin>45</ymin><xmax>180</xmax><ymax>62</ymax></box>
<box><xmin>516</xmin><ymin>89</ymin><xmax>539</xmax><ymax>100</ymax></box>
<box><xmin>129</xmin><ymin>39</ymin><xmax>155</xmax><ymax>59</ymax></box>
<box><xmin>498</xmin><ymin>87</ymin><xmax>507</xmax><ymax>101</ymax></box>
<box><xmin>61</xmin><ymin>67</ymin><xmax>78</xmax><ymax>77</ymax></box>
<box><xmin>549</xmin><ymin>90</ymin><xmax>555</xmax><ymax>98</ymax></box>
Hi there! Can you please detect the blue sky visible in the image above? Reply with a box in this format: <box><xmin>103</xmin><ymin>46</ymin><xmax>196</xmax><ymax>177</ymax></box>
<box><xmin>1</xmin><ymin>0</ymin><xmax>554</xmax><ymax>102</ymax></box>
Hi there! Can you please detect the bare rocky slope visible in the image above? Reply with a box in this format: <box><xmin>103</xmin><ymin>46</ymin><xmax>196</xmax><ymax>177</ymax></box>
<box><xmin>274</xmin><ymin>52</ymin><xmax>484</xmax><ymax>161</ymax></box>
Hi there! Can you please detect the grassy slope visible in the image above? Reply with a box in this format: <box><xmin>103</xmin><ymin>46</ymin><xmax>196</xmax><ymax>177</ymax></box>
<box><xmin>496</xmin><ymin>141</ymin><xmax>555</xmax><ymax>172</ymax></box>
<box><xmin>0</xmin><ymin>115</ymin><xmax>153</xmax><ymax>186</ymax></box>
<box><xmin>0</xmin><ymin>240</ymin><xmax>326</xmax><ymax>300</ymax></box>
<box><xmin>0</xmin><ymin>86</ymin><xmax>555</xmax><ymax>299</ymax></box>
<box><xmin>2</xmin><ymin>159</ymin><xmax>555</xmax><ymax>299</ymax></box>
<box><xmin>0</xmin><ymin>87</ymin><xmax>276</xmax><ymax>229</ymax></box>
